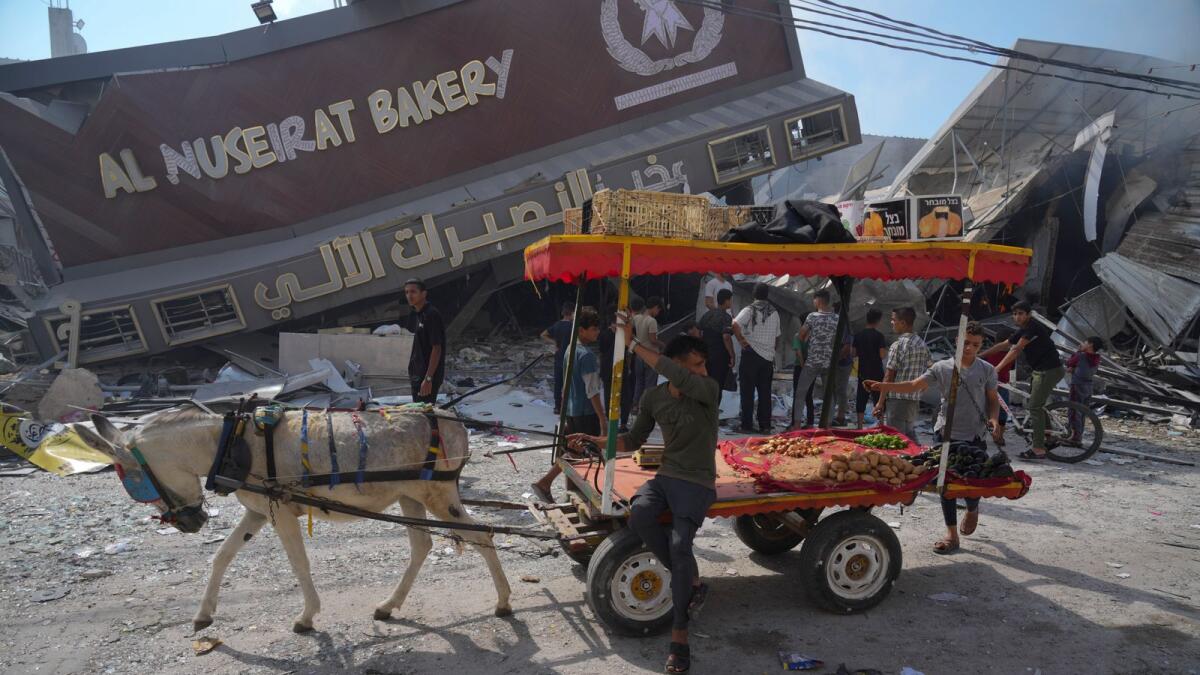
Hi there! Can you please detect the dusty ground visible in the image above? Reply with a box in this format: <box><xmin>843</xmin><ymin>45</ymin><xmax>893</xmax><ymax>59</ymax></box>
<box><xmin>1</xmin><ymin>416</ymin><xmax>1198</xmax><ymax>675</ymax></box>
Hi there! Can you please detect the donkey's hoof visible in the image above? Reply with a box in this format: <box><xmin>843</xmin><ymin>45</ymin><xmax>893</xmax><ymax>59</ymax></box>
<box><xmin>373</xmin><ymin>608</ymin><xmax>392</xmax><ymax>621</ymax></box>
<box><xmin>494</xmin><ymin>606</ymin><xmax>513</xmax><ymax>618</ymax></box>
<box><xmin>292</xmin><ymin>621</ymin><xmax>314</xmax><ymax>634</ymax></box>
<box><xmin>192</xmin><ymin>618</ymin><xmax>213</xmax><ymax>632</ymax></box>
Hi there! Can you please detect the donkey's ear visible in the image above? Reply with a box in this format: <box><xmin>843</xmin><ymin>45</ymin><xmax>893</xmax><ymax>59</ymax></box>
<box><xmin>73</xmin><ymin>422</ymin><xmax>115</xmax><ymax>457</ymax></box>
<box><xmin>91</xmin><ymin>413</ymin><xmax>126</xmax><ymax>448</ymax></box>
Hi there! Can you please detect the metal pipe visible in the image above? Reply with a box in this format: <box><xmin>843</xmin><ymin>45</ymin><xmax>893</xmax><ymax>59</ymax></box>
<box><xmin>819</xmin><ymin>277</ymin><xmax>854</xmax><ymax>429</ymax></box>
<box><xmin>602</xmin><ymin>245</ymin><xmax>632</xmax><ymax>516</ymax></box>
<box><xmin>936</xmin><ymin>282</ymin><xmax>974</xmax><ymax>491</ymax></box>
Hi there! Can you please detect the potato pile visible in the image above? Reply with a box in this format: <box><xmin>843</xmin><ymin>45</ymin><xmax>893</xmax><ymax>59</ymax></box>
<box><xmin>752</xmin><ymin>436</ymin><xmax>822</xmax><ymax>458</ymax></box>
<box><xmin>819</xmin><ymin>449</ymin><xmax>926</xmax><ymax>486</ymax></box>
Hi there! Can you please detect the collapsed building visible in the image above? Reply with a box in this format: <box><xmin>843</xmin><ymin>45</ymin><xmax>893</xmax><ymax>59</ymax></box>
<box><xmin>875</xmin><ymin>39</ymin><xmax>1200</xmax><ymax>415</ymax></box>
<box><xmin>0</xmin><ymin>0</ymin><xmax>864</xmax><ymax>369</ymax></box>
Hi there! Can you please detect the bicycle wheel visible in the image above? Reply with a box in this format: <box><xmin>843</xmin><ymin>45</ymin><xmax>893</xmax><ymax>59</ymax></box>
<box><xmin>1044</xmin><ymin>400</ymin><xmax>1103</xmax><ymax>463</ymax></box>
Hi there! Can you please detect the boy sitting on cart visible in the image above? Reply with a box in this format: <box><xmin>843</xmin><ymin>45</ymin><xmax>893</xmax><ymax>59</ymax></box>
<box><xmin>864</xmin><ymin>322</ymin><xmax>1004</xmax><ymax>554</ymax></box>
<box><xmin>568</xmin><ymin>330</ymin><xmax>718</xmax><ymax>674</ymax></box>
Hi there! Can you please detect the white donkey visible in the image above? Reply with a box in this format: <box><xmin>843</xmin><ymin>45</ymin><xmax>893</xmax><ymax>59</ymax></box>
<box><xmin>74</xmin><ymin>405</ymin><xmax>512</xmax><ymax>633</ymax></box>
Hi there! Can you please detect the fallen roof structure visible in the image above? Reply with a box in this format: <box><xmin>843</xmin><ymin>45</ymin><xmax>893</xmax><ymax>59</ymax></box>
<box><xmin>885</xmin><ymin>39</ymin><xmax>1200</xmax><ymax>244</ymax></box>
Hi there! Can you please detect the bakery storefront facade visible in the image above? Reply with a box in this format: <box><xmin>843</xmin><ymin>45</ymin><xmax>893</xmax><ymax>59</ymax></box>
<box><xmin>0</xmin><ymin>0</ymin><xmax>861</xmax><ymax>363</ymax></box>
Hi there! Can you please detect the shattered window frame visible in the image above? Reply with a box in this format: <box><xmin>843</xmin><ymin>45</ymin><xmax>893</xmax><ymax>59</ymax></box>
<box><xmin>44</xmin><ymin>304</ymin><xmax>148</xmax><ymax>363</ymax></box>
<box><xmin>151</xmin><ymin>284</ymin><xmax>246</xmax><ymax>346</ymax></box>
<box><xmin>784</xmin><ymin>104</ymin><xmax>850</xmax><ymax>162</ymax></box>
<box><xmin>707</xmin><ymin>125</ymin><xmax>777</xmax><ymax>185</ymax></box>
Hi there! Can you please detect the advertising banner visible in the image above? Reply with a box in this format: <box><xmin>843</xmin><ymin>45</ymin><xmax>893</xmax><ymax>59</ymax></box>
<box><xmin>913</xmin><ymin>194</ymin><xmax>964</xmax><ymax>240</ymax></box>
<box><xmin>861</xmin><ymin>199</ymin><xmax>910</xmax><ymax>240</ymax></box>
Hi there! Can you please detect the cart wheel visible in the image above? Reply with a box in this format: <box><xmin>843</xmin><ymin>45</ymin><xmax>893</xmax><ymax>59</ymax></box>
<box><xmin>733</xmin><ymin>508</ymin><xmax>819</xmax><ymax>555</ymax></box>
<box><xmin>586</xmin><ymin>528</ymin><xmax>673</xmax><ymax>636</ymax></box>
<box><xmin>1043</xmin><ymin>400</ymin><xmax>1104</xmax><ymax>464</ymax></box>
<box><xmin>797</xmin><ymin>510</ymin><xmax>902</xmax><ymax>613</ymax></box>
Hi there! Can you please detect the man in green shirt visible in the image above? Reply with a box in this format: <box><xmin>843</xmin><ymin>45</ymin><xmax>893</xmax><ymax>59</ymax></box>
<box><xmin>568</xmin><ymin>332</ymin><xmax>719</xmax><ymax>674</ymax></box>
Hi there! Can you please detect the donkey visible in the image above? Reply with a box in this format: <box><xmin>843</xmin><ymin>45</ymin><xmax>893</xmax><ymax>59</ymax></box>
<box><xmin>73</xmin><ymin>405</ymin><xmax>513</xmax><ymax>633</ymax></box>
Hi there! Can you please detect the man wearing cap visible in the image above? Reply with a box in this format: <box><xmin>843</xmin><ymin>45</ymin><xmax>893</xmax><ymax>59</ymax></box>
<box><xmin>403</xmin><ymin>279</ymin><xmax>446</xmax><ymax>404</ymax></box>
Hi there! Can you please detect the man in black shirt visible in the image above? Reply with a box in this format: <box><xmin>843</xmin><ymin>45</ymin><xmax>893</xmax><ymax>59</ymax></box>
<box><xmin>541</xmin><ymin>302</ymin><xmax>575</xmax><ymax>414</ymax></box>
<box><xmin>403</xmin><ymin>278</ymin><xmax>446</xmax><ymax>404</ymax></box>
<box><xmin>699</xmin><ymin>288</ymin><xmax>735</xmax><ymax>393</ymax></box>
<box><xmin>983</xmin><ymin>300</ymin><xmax>1064</xmax><ymax>459</ymax></box>
<box><xmin>852</xmin><ymin>308</ymin><xmax>888</xmax><ymax>428</ymax></box>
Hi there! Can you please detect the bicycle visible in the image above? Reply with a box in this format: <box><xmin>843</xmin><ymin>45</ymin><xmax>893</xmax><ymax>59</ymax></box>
<box><xmin>996</xmin><ymin>382</ymin><xmax>1104</xmax><ymax>463</ymax></box>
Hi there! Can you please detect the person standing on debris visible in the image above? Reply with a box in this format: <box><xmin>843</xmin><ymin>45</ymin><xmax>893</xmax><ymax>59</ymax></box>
<box><xmin>791</xmin><ymin>290</ymin><xmax>839</xmax><ymax>429</ymax></box>
<box><xmin>631</xmin><ymin>297</ymin><xmax>665</xmax><ymax>417</ymax></box>
<box><xmin>985</xmin><ymin>301</ymin><xmax>1065</xmax><ymax>460</ymax></box>
<box><xmin>792</xmin><ymin>322</ymin><xmax>816</xmax><ymax>428</ymax></box>
<box><xmin>1066</xmin><ymin>336</ymin><xmax>1104</xmax><ymax>442</ymax></box>
<box><xmin>542</xmin><ymin>302</ymin><xmax>576</xmax><ymax>415</ymax></box>
<box><xmin>568</xmin><ymin>332</ymin><xmax>718</xmax><ymax>674</ymax></box>
<box><xmin>696</xmin><ymin>272</ymin><xmax>734</xmax><ymax>320</ymax></box>
<box><xmin>532</xmin><ymin>309</ymin><xmax>605</xmax><ymax>503</ymax></box>
<box><xmin>865</xmin><ymin>321</ymin><xmax>1003</xmax><ymax>554</ymax></box>
<box><xmin>700</xmin><ymin>289</ymin><xmax>735</xmax><ymax>394</ymax></box>
<box><xmin>853</xmin><ymin>308</ymin><xmax>889</xmax><ymax>429</ymax></box>
<box><xmin>874</xmin><ymin>307</ymin><xmax>932</xmax><ymax>441</ymax></box>
<box><xmin>403</xmin><ymin>279</ymin><xmax>446</xmax><ymax>404</ymax></box>
<box><xmin>733</xmin><ymin>283</ymin><xmax>780</xmax><ymax>434</ymax></box>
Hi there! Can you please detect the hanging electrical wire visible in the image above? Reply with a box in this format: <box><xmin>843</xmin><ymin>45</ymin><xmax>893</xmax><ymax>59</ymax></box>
<box><xmin>798</xmin><ymin>0</ymin><xmax>1200</xmax><ymax>93</ymax></box>
<box><xmin>671</xmin><ymin>0</ymin><xmax>1200</xmax><ymax>101</ymax></box>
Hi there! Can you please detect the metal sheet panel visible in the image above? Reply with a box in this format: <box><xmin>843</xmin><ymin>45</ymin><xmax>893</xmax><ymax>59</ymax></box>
<box><xmin>1093</xmin><ymin>253</ymin><xmax>1200</xmax><ymax>345</ymax></box>
<box><xmin>1053</xmin><ymin>286</ymin><xmax>1127</xmax><ymax>350</ymax></box>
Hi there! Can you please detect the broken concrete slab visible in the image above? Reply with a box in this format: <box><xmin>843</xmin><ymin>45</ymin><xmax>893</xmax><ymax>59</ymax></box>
<box><xmin>36</xmin><ymin>368</ymin><xmax>103</xmax><ymax>422</ymax></box>
<box><xmin>279</xmin><ymin>331</ymin><xmax>412</xmax><ymax>391</ymax></box>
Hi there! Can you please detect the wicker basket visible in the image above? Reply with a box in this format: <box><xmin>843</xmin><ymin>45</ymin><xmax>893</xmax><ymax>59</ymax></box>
<box><xmin>562</xmin><ymin>207</ymin><xmax>584</xmax><ymax>235</ymax></box>
<box><xmin>704</xmin><ymin>205</ymin><xmax>778</xmax><ymax>237</ymax></box>
<box><xmin>590</xmin><ymin>189</ymin><xmax>712</xmax><ymax>239</ymax></box>
<box><xmin>705</xmin><ymin>206</ymin><xmax>752</xmax><ymax>237</ymax></box>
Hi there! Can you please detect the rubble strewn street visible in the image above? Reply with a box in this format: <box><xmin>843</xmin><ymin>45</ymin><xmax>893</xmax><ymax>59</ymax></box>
<box><xmin>0</xmin><ymin>415</ymin><xmax>1197</xmax><ymax>674</ymax></box>
<box><xmin>4</xmin><ymin>1</ymin><xmax>1200</xmax><ymax>673</ymax></box>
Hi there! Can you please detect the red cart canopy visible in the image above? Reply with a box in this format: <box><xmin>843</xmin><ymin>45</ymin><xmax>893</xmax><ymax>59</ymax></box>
<box><xmin>525</xmin><ymin>235</ymin><xmax>1032</xmax><ymax>285</ymax></box>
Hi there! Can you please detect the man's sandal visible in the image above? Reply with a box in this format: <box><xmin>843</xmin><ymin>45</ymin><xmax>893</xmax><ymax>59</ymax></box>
<box><xmin>933</xmin><ymin>538</ymin><xmax>960</xmax><ymax>555</ymax></box>
<box><xmin>1017</xmin><ymin>449</ymin><xmax>1046</xmax><ymax>460</ymax></box>
<box><xmin>959</xmin><ymin>511</ymin><xmax>979</xmax><ymax>536</ymax></box>
<box><xmin>666</xmin><ymin>642</ymin><xmax>690</xmax><ymax>673</ymax></box>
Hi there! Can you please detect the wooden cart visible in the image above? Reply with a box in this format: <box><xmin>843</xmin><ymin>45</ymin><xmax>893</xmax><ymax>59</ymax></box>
<box><xmin>523</xmin><ymin>235</ymin><xmax>1033</xmax><ymax>635</ymax></box>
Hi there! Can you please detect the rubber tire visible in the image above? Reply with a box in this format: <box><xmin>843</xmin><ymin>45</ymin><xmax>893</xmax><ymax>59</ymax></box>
<box><xmin>585</xmin><ymin>528</ymin><xmax>673</xmax><ymax>637</ymax></box>
<box><xmin>1043</xmin><ymin>399</ymin><xmax>1104</xmax><ymax>464</ymax></box>
<box><xmin>734</xmin><ymin>512</ymin><xmax>806</xmax><ymax>555</ymax></box>
<box><xmin>796</xmin><ymin>509</ymin><xmax>902</xmax><ymax>614</ymax></box>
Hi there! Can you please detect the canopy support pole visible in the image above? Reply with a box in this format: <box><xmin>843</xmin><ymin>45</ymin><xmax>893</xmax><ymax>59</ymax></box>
<box><xmin>819</xmin><ymin>277</ymin><xmax>855</xmax><ymax>429</ymax></box>
<box><xmin>936</xmin><ymin>273</ymin><xmax>974</xmax><ymax>490</ymax></box>
<box><xmin>602</xmin><ymin>244</ymin><xmax>632</xmax><ymax>516</ymax></box>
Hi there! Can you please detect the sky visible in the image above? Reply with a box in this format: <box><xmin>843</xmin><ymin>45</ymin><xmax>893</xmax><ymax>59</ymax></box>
<box><xmin>1</xmin><ymin>0</ymin><xmax>1198</xmax><ymax>139</ymax></box>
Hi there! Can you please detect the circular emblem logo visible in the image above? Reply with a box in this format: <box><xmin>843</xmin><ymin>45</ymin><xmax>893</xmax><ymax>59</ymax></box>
<box><xmin>600</xmin><ymin>0</ymin><xmax>725</xmax><ymax>76</ymax></box>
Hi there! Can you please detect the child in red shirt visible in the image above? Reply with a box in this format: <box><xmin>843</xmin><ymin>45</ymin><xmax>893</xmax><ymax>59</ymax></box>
<box><xmin>983</xmin><ymin>327</ymin><xmax>1014</xmax><ymax>424</ymax></box>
